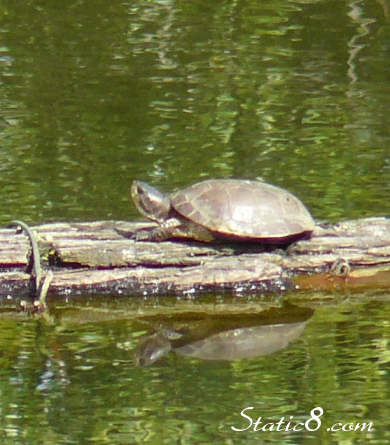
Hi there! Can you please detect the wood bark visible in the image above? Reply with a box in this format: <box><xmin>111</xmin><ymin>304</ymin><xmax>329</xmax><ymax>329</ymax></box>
<box><xmin>1</xmin><ymin>217</ymin><xmax>390</xmax><ymax>298</ymax></box>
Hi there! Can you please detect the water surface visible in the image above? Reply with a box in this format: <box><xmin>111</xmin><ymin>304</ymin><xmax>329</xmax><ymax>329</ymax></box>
<box><xmin>0</xmin><ymin>294</ymin><xmax>389</xmax><ymax>444</ymax></box>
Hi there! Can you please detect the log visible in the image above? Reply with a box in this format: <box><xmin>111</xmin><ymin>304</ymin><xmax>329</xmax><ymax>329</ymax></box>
<box><xmin>1</xmin><ymin>217</ymin><xmax>390</xmax><ymax>299</ymax></box>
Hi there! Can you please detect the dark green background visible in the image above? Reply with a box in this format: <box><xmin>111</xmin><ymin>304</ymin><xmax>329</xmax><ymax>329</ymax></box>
<box><xmin>1</xmin><ymin>0</ymin><xmax>389</xmax><ymax>224</ymax></box>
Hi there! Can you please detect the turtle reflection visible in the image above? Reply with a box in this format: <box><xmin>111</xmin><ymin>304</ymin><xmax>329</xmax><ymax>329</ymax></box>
<box><xmin>134</xmin><ymin>305</ymin><xmax>314</xmax><ymax>366</ymax></box>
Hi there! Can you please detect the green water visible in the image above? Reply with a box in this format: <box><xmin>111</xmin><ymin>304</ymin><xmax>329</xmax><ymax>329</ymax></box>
<box><xmin>0</xmin><ymin>295</ymin><xmax>389</xmax><ymax>444</ymax></box>
<box><xmin>0</xmin><ymin>0</ymin><xmax>390</xmax><ymax>443</ymax></box>
<box><xmin>0</xmin><ymin>0</ymin><xmax>389</xmax><ymax>223</ymax></box>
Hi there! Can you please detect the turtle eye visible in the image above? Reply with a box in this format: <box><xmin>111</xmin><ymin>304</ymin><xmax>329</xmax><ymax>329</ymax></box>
<box><xmin>137</xmin><ymin>186</ymin><xmax>146</xmax><ymax>197</ymax></box>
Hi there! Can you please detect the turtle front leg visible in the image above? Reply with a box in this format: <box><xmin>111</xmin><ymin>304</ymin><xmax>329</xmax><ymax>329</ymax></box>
<box><xmin>133</xmin><ymin>217</ymin><xmax>184</xmax><ymax>242</ymax></box>
<box><xmin>133</xmin><ymin>225</ymin><xmax>175</xmax><ymax>242</ymax></box>
<box><xmin>133</xmin><ymin>218</ymin><xmax>215</xmax><ymax>242</ymax></box>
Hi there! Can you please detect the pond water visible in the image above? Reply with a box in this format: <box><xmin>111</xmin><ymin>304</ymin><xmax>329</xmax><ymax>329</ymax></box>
<box><xmin>0</xmin><ymin>294</ymin><xmax>389</xmax><ymax>444</ymax></box>
<box><xmin>0</xmin><ymin>0</ymin><xmax>390</xmax><ymax>443</ymax></box>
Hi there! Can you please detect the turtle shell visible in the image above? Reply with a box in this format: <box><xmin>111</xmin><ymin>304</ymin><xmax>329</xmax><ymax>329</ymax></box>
<box><xmin>170</xmin><ymin>179</ymin><xmax>315</xmax><ymax>241</ymax></box>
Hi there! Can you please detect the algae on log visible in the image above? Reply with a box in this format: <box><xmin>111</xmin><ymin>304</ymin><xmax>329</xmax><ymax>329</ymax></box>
<box><xmin>1</xmin><ymin>218</ymin><xmax>390</xmax><ymax>298</ymax></box>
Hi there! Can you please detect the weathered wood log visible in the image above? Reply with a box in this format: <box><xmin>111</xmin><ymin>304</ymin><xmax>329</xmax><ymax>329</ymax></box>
<box><xmin>1</xmin><ymin>217</ymin><xmax>390</xmax><ymax>299</ymax></box>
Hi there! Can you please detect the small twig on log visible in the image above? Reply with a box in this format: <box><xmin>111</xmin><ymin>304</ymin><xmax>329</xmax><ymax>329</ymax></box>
<box><xmin>35</xmin><ymin>270</ymin><xmax>53</xmax><ymax>311</ymax></box>
<box><xmin>8</xmin><ymin>220</ymin><xmax>53</xmax><ymax>311</ymax></box>
<box><xmin>10</xmin><ymin>220</ymin><xmax>43</xmax><ymax>295</ymax></box>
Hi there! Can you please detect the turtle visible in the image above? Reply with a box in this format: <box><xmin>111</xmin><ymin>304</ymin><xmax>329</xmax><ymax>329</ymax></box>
<box><xmin>130</xmin><ymin>179</ymin><xmax>315</xmax><ymax>244</ymax></box>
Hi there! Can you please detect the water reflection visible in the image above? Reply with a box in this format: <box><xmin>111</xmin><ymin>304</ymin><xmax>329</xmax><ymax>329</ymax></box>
<box><xmin>0</xmin><ymin>295</ymin><xmax>389</xmax><ymax>443</ymax></box>
<box><xmin>134</xmin><ymin>305</ymin><xmax>314</xmax><ymax>365</ymax></box>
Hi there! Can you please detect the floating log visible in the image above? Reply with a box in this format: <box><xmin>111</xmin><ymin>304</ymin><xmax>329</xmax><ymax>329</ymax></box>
<box><xmin>1</xmin><ymin>217</ymin><xmax>390</xmax><ymax>299</ymax></box>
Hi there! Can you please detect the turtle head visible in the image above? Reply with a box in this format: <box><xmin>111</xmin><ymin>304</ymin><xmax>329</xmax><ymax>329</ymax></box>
<box><xmin>131</xmin><ymin>180</ymin><xmax>171</xmax><ymax>222</ymax></box>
